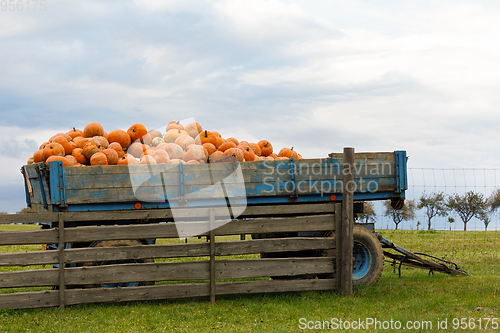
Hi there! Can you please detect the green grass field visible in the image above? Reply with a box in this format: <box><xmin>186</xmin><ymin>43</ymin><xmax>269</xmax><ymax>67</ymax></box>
<box><xmin>0</xmin><ymin>226</ymin><xmax>499</xmax><ymax>332</ymax></box>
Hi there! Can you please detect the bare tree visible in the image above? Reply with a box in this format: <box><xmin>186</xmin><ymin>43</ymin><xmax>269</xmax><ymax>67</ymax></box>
<box><xmin>417</xmin><ymin>192</ymin><xmax>448</xmax><ymax>230</ymax></box>
<box><xmin>383</xmin><ymin>199</ymin><xmax>416</xmax><ymax>230</ymax></box>
<box><xmin>355</xmin><ymin>202</ymin><xmax>377</xmax><ymax>223</ymax></box>
<box><xmin>447</xmin><ymin>191</ymin><xmax>488</xmax><ymax>231</ymax></box>
<box><xmin>488</xmin><ymin>188</ymin><xmax>500</xmax><ymax>213</ymax></box>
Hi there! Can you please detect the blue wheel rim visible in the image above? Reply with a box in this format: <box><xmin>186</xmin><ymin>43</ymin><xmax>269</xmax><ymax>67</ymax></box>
<box><xmin>352</xmin><ymin>241</ymin><xmax>371</xmax><ymax>280</ymax></box>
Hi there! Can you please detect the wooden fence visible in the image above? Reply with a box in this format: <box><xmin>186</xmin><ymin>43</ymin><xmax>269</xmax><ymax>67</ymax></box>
<box><xmin>0</xmin><ymin>201</ymin><xmax>355</xmax><ymax>310</ymax></box>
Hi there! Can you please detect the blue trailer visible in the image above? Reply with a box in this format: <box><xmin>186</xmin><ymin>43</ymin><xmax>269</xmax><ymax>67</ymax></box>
<box><xmin>22</xmin><ymin>151</ymin><xmax>409</xmax><ymax>285</ymax></box>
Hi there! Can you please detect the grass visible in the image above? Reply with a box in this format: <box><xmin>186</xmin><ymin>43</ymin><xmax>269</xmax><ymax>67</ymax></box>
<box><xmin>0</xmin><ymin>226</ymin><xmax>499</xmax><ymax>332</ymax></box>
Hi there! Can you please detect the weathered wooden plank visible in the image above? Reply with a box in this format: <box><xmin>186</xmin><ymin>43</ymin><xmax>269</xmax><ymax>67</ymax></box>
<box><xmin>60</xmin><ymin>202</ymin><xmax>335</xmax><ymax>223</ymax></box>
<box><xmin>60</xmin><ymin>214</ymin><xmax>333</xmax><ymax>243</ymax></box>
<box><xmin>65</xmin><ymin>283</ymin><xmax>211</xmax><ymax>306</ymax></box>
<box><xmin>339</xmin><ymin>147</ymin><xmax>354</xmax><ymax>296</ymax></box>
<box><xmin>213</xmin><ymin>214</ymin><xmax>335</xmax><ymax>236</ymax></box>
<box><xmin>216</xmin><ymin>278</ymin><xmax>336</xmax><ymax>296</ymax></box>
<box><xmin>216</xmin><ymin>257</ymin><xmax>334</xmax><ymax>279</ymax></box>
<box><xmin>0</xmin><ymin>212</ymin><xmax>59</xmax><ymax>225</ymax></box>
<box><xmin>215</xmin><ymin>237</ymin><xmax>335</xmax><ymax>256</ymax></box>
<box><xmin>63</xmin><ymin>243</ymin><xmax>210</xmax><ymax>264</ymax></box>
<box><xmin>0</xmin><ymin>237</ymin><xmax>334</xmax><ymax>266</ymax></box>
<box><xmin>58</xmin><ymin>212</ymin><xmax>66</xmax><ymax>310</ymax></box>
<box><xmin>0</xmin><ymin>250</ymin><xmax>59</xmax><ymax>266</ymax></box>
<box><xmin>63</xmin><ymin>257</ymin><xmax>333</xmax><ymax>286</ymax></box>
<box><xmin>63</xmin><ymin>223</ymin><xmax>179</xmax><ymax>243</ymax></box>
<box><xmin>0</xmin><ymin>269</ymin><xmax>59</xmax><ymax>288</ymax></box>
<box><xmin>0</xmin><ymin>290</ymin><xmax>59</xmax><ymax>310</ymax></box>
<box><xmin>65</xmin><ymin>261</ymin><xmax>209</xmax><ymax>285</ymax></box>
<box><xmin>0</xmin><ymin>229</ymin><xmax>58</xmax><ymax>245</ymax></box>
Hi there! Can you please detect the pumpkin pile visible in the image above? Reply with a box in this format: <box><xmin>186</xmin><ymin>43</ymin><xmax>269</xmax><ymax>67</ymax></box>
<box><xmin>27</xmin><ymin>121</ymin><xmax>303</xmax><ymax>167</ymax></box>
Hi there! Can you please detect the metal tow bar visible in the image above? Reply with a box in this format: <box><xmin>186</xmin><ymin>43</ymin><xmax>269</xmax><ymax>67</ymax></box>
<box><xmin>376</xmin><ymin>234</ymin><xmax>468</xmax><ymax>277</ymax></box>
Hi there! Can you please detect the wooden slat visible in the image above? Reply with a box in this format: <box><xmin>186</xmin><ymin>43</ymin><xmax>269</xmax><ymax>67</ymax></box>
<box><xmin>0</xmin><ymin>290</ymin><xmax>59</xmax><ymax>310</ymax></box>
<box><xmin>216</xmin><ymin>257</ymin><xmax>334</xmax><ymax>279</ymax></box>
<box><xmin>0</xmin><ymin>229</ymin><xmax>58</xmax><ymax>245</ymax></box>
<box><xmin>63</xmin><ymin>257</ymin><xmax>333</xmax><ymax>286</ymax></box>
<box><xmin>216</xmin><ymin>237</ymin><xmax>334</xmax><ymax>256</ymax></box>
<box><xmin>0</xmin><ymin>212</ymin><xmax>59</xmax><ymax>225</ymax></box>
<box><xmin>63</xmin><ymin>243</ymin><xmax>210</xmax><ymax>264</ymax></box>
<box><xmin>0</xmin><ymin>269</ymin><xmax>59</xmax><ymax>288</ymax></box>
<box><xmin>0</xmin><ymin>250</ymin><xmax>59</xmax><ymax>267</ymax></box>
<box><xmin>216</xmin><ymin>278</ymin><xmax>336</xmax><ymax>295</ymax></box>
<box><xmin>59</xmin><ymin>202</ymin><xmax>335</xmax><ymax>223</ymax></box>
<box><xmin>0</xmin><ymin>237</ymin><xmax>334</xmax><ymax>266</ymax></box>
<box><xmin>213</xmin><ymin>214</ymin><xmax>335</xmax><ymax>236</ymax></box>
<box><xmin>60</xmin><ymin>214</ymin><xmax>333</xmax><ymax>243</ymax></box>
<box><xmin>63</xmin><ymin>223</ymin><xmax>179</xmax><ymax>243</ymax></box>
<box><xmin>65</xmin><ymin>261</ymin><xmax>210</xmax><ymax>285</ymax></box>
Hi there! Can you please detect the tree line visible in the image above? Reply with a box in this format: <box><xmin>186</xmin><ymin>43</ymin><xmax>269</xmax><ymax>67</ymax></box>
<box><xmin>357</xmin><ymin>190</ymin><xmax>500</xmax><ymax>231</ymax></box>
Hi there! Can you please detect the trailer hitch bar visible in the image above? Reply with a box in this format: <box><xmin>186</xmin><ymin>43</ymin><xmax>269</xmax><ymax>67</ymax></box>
<box><xmin>376</xmin><ymin>234</ymin><xmax>468</xmax><ymax>277</ymax></box>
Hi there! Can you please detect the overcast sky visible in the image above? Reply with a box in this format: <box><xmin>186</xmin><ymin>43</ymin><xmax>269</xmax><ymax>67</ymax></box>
<box><xmin>1</xmin><ymin>0</ymin><xmax>499</xmax><ymax>229</ymax></box>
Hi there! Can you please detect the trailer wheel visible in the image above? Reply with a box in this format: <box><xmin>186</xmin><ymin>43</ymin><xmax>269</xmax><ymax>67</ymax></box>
<box><xmin>84</xmin><ymin>240</ymin><xmax>154</xmax><ymax>288</ymax></box>
<box><xmin>351</xmin><ymin>225</ymin><xmax>384</xmax><ymax>285</ymax></box>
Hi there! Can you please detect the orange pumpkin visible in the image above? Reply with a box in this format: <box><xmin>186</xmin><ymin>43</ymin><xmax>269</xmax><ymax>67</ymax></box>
<box><xmin>46</xmin><ymin>155</ymin><xmax>71</xmax><ymax>167</ymax></box>
<box><xmin>152</xmin><ymin>150</ymin><xmax>170</xmax><ymax>164</ymax></box>
<box><xmin>148</xmin><ymin>130</ymin><xmax>163</xmax><ymax>140</ymax></box>
<box><xmin>83</xmin><ymin>122</ymin><xmax>105</xmax><ymax>138</ymax></box>
<box><xmin>90</xmin><ymin>152</ymin><xmax>108</xmax><ymax>166</ymax></box>
<box><xmin>51</xmin><ymin>135</ymin><xmax>74</xmax><ymax>155</ymax></box>
<box><xmin>102</xmin><ymin>148</ymin><xmax>119</xmax><ymax>165</ymax></box>
<box><xmin>199</xmin><ymin>130</ymin><xmax>217</xmax><ymax>147</ymax></box>
<box><xmin>43</xmin><ymin>143</ymin><xmax>65</xmax><ymax>160</ymax></box>
<box><xmin>163</xmin><ymin>143</ymin><xmax>184</xmax><ymax>159</ymax></box>
<box><xmin>182</xmin><ymin>145</ymin><xmax>206</xmax><ymax>162</ymax></box>
<box><xmin>166</xmin><ymin>121</ymin><xmax>184</xmax><ymax>132</ymax></box>
<box><xmin>127</xmin><ymin>123</ymin><xmax>147</xmax><ymax>143</ymax></box>
<box><xmin>164</xmin><ymin>129</ymin><xmax>189</xmax><ymax>143</ymax></box>
<box><xmin>108</xmin><ymin>142</ymin><xmax>124</xmax><ymax>158</ymax></box>
<box><xmin>75</xmin><ymin>137</ymin><xmax>93</xmax><ymax>149</ymax></box>
<box><xmin>39</xmin><ymin>141</ymin><xmax>50</xmax><ymax>150</ymax></box>
<box><xmin>202</xmin><ymin>143</ymin><xmax>216</xmax><ymax>156</ymax></box>
<box><xmin>117</xmin><ymin>154</ymin><xmax>138</xmax><ymax>165</ymax></box>
<box><xmin>174</xmin><ymin>135</ymin><xmax>195</xmax><ymax>151</ymax></box>
<box><xmin>248</xmin><ymin>143</ymin><xmax>261</xmax><ymax>157</ymax></box>
<box><xmin>258</xmin><ymin>140</ymin><xmax>273</xmax><ymax>157</ymax></box>
<box><xmin>278</xmin><ymin>147</ymin><xmax>299</xmax><ymax>159</ymax></box>
<box><xmin>65</xmin><ymin>155</ymin><xmax>78</xmax><ymax>166</ymax></box>
<box><xmin>92</xmin><ymin>136</ymin><xmax>109</xmax><ymax>149</ymax></box>
<box><xmin>107</xmin><ymin>129</ymin><xmax>132</xmax><ymax>149</ymax></box>
<box><xmin>49</xmin><ymin>132</ymin><xmax>71</xmax><ymax>142</ymax></box>
<box><xmin>243</xmin><ymin>146</ymin><xmax>256</xmax><ymax>161</ymax></box>
<box><xmin>218</xmin><ymin>141</ymin><xmax>237</xmax><ymax>152</ymax></box>
<box><xmin>82</xmin><ymin>141</ymin><xmax>101</xmax><ymax>159</ymax></box>
<box><xmin>226</xmin><ymin>137</ymin><xmax>239</xmax><ymax>146</ymax></box>
<box><xmin>215</xmin><ymin>136</ymin><xmax>224</xmax><ymax>148</ymax></box>
<box><xmin>33</xmin><ymin>149</ymin><xmax>45</xmax><ymax>163</ymax></box>
<box><xmin>223</xmin><ymin>148</ymin><xmax>244</xmax><ymax>162</ymax></box>
<box><xmin>71</xmin><ymin>148</ymin><xmax>88</xmax><ymax>165</ymax></box>
<box><xmin>67</xmin><ymin>127</ymin><xmax>83</xmax><ymax>139</ymax></box>
<box><xmin>209</xmin><ymin>150</ymin><xmax>225</xmax><ymax>163</ymax></box>
<box><xmin>184</xmin><ymin>122</ymin><xmax>203</xmax><ymax>137</ymax></box>
<box><xmin>127</xmin><ymin>142</ymin><xmax>147</xmax><ymax>158</ymax></box>
<box><xmin>139</xmin><ymin>155</ymin><xmax>157</xmax><ymax>165</ymax></box>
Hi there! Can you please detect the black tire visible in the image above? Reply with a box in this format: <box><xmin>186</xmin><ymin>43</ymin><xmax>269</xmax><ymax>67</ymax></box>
<box><xmin>84</xmin><ymin>239</ymin><xmax>155</xmax><ymax>288</ymax></box>
<box><xmin>351</xmin><ymin>225</ymin><xmax>384</xmax><ymax>285</ymax></box>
